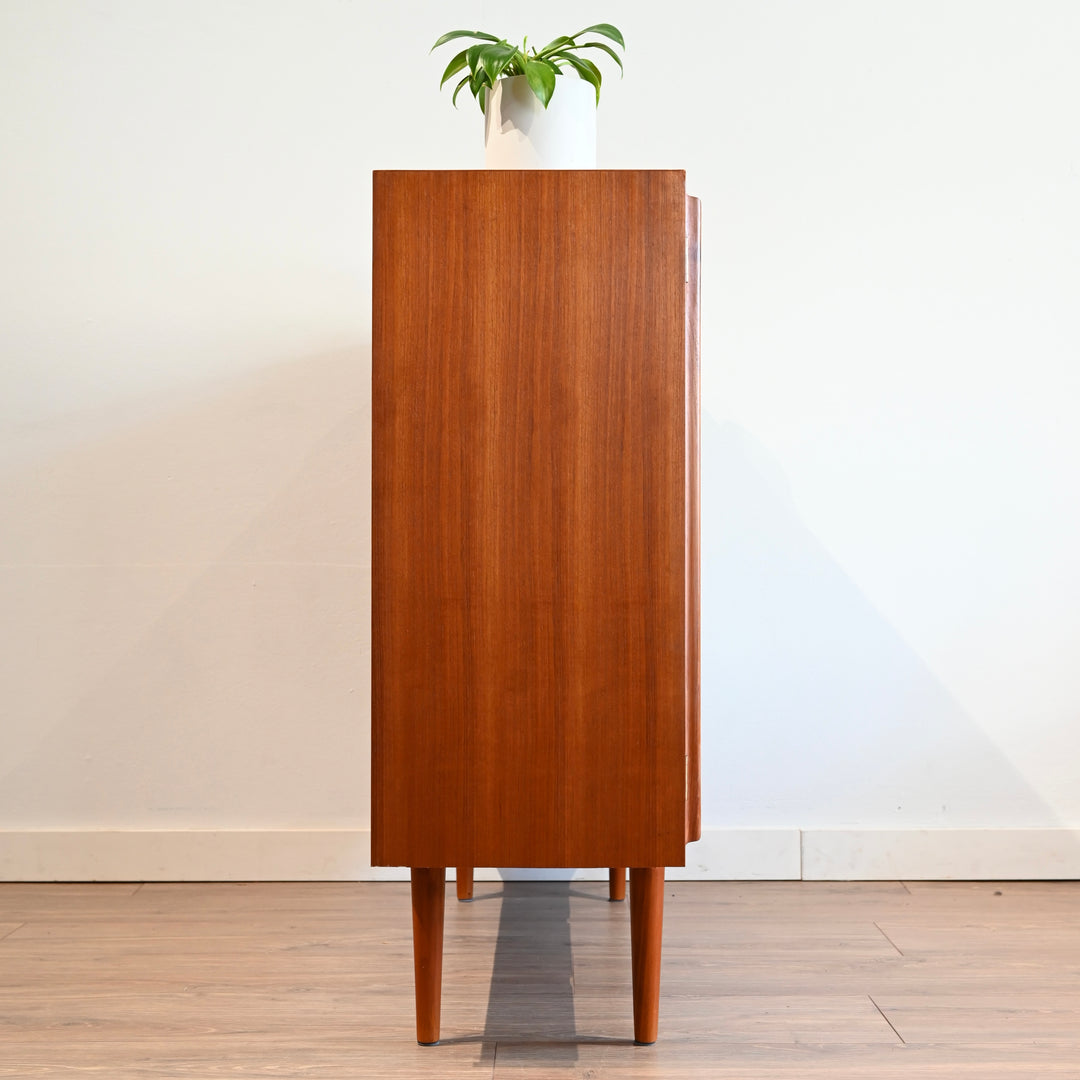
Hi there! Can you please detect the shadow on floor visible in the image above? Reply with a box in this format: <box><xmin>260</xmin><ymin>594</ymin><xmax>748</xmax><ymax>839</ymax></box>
<box><xmin>439</xmin><ymin>880</ymin><xmax>633</xmax><ymax>1066</ymax></box>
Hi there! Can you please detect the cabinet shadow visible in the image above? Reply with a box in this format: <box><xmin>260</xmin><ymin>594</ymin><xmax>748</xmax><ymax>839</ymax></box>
<box><xmin>441</xmin><ymin>880</ymin><xmax>634</xmax><ymax>1063</ymax></box>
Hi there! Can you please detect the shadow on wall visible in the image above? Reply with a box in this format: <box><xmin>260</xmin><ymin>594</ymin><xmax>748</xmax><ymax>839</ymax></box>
<box><xmin>0</xmin><ymin>348</ymin><xmax>372</xmax><ymax>828</ymax></box>
<box><xmin>699</xmin><ymin>412</ymin><xmax>1062</xmax><ymax>829</ymax></box>
<box><xmin>0</xmin><ymin>354</ymin><xmax>1067</xmax><ymax>838</ymax></box>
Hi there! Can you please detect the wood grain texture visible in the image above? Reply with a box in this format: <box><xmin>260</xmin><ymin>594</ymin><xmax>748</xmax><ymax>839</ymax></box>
<box><xmin>629</xmin><ymin>867</ymin><xmax>665</xmax><ymax>1044</ymax></box>
<box><xmin>372</xmin><ymin>170</ymin><xmax>695</xmax><ymax>870</ymax></box>
<box><xmin>410</xmin><ymin>868</ymin><xmax>445</xmax><ymax>1044</ymax></box>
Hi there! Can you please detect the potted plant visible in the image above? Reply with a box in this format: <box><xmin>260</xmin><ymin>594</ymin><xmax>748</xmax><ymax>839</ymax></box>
<box><xmin>432</xmin><ymin>24</ymin><xmax>624</xmax><ymax>168</ymax></box>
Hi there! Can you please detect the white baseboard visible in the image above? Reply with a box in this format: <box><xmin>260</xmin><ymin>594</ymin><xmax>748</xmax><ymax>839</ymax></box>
<box><xmin>0</xmin><ymin>830</ymin><xmax>375</xmax><ymax>883</ymax></box>
<box><xmin>1</xmin><ymin>827</ymin><xmax>1077</xmax><ymax>882</ymax></box>
<box><xmin>802</xmin><ymin>828</ymin><xmax>1080</xmax><ymax>880</ymax></box>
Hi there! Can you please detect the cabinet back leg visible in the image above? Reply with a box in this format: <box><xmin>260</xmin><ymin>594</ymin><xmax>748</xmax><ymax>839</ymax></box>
<box><xmin>609</xmin><ymin>867</ymin><xmax>627</xmax><ymax>902</ymax></box>
<box><xmin>410</xmin><ymin>867</ymin><xmax>445</xmax><ymax>1045</ymax></box>
<box><xmin>456</xmin><ymin>866</ymin><xmax>474</xmax><ymax>901</ymax></box>
<box><xmin>629</xmin><ymin>867</ymin><xmax>665</xmax><ymax>1045</ymax></box>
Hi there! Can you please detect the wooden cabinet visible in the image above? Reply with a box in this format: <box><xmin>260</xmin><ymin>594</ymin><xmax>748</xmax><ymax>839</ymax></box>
<box><xmin>372</xmin><ymin>170</ymin><xmax>700</xmax><ymax>1045</ymax></box>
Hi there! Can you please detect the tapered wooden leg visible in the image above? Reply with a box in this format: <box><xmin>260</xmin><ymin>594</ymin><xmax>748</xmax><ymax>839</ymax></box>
<box><xmin>410</xmin><ymin>867</ymin><xmax>445</xmax><ymax>1045</ymax></box>
<box><xmin>609</xmin><ymin>867</ymin><xmax>626</xmax><ymax>902</ymax></box>
<box><xmin>629</xmin><ymin>867</ymin><xmax>665</xmax><ymax>1045</ymax></box>
<box><xmin>456</xmin><ymin>866</ymin><xmax>474</xmax><ymax>902</ymax></box>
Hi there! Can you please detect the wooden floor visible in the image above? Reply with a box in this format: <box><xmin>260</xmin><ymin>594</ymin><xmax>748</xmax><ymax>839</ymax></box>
<box><xmin>2</xmin><ymin>880</ymin><xmax>1079</xmax><ymax>1078</ymax></box>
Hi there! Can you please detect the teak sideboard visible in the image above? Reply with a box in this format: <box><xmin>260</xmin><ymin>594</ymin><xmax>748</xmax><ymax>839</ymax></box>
<box><xmin>371</xmin><ymin>169</ymin><xmax>700</xmax><ymax>1045</ymax></box>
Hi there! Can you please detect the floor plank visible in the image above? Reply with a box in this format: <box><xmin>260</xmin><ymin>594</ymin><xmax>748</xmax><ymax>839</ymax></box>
<box><xmin>1</xmin><ymin>880</ymin><xmax>1078</xmax><ymax>1078</ymax></box>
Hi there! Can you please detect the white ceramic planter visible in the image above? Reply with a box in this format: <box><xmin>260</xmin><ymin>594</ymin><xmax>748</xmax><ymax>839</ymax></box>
<box><xmin>484</xmin><ymin>74</ymin><xmax>597</xmax><ymax>169</ymax></box>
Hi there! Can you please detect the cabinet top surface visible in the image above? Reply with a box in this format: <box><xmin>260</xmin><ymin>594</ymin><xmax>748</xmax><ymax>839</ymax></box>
<box><xmin>373</xmin><ymin>168</ymin><xmax>687</xmax><ymax>182</ymax></box>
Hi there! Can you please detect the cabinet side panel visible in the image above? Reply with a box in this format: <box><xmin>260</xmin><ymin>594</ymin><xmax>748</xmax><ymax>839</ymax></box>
<box><xmin>372</xmin><ymin>170</ymin><xmax>688</xmax><ymax>868</ymax></box>
<box><xmin>686</xmin><ymin>195</ymin><xmax>702</xmax><ymax>844</ymax></box>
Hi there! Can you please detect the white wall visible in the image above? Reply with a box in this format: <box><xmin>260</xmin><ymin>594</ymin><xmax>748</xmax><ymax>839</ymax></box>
<box><xmin>2</xmin><ymin>0</ymin><xmax>1079</xmax><ymax>880</ymax></box>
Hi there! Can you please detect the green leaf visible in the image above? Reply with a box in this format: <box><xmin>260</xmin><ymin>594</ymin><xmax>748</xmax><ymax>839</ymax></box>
<box><xmin>524</xmin><ymin>58</ymin><xmax>557</xmax><ymax>107</ymax></box>
<box><xmin>536</xmin><ymin>35</ymin><xmax>574</xmax><ymax>57</ymax></box>
<box><xmin>571</xmin><ymin>23</ymin><xmax>624</xmax><ymax>48</ymax></box>
<box><xmin>536</xmin><ymin>57</ymin><xmax>560</xmax><ymax>82</ymax></box>
<box><xmin>466</xmin><ymin>43</ymin><xmax>486</xmax><ymax>76</ymax></box>
<box><xmin>554</xmin><ymin>52</ymin><xmax>601</xmax><ymax>104</ymax></box>
<box><xmin>469</xmin><ymin>65</ymin><xmax>489</xmax><ymax>97</ymax></box>
<box><xmin>431</xmin><ymin>29</ymin><xmax>500</xmax><ymax>52</ymax></box>
<box><xmin>578</xmin><ymin>40</ymin><xmax>623</xmax><ymax>74</ymax></box>
<box><xmin>479</xmin><ymin>41</ymin><xmax>517</xmax><ymax>84</ymax></box>
<box><xmin>451</xmin><ymin>73</ymin><xmax>472</xmax><ymax>107</ymax></box>
<box><xmin>508</xmin><ymin>49</ymin><xmax>529</xmax><ymax>76</ymax></box>
<box><xmin>576</xmin><ymin>54</ymin><xmax>603</xmax><ymax>84</ymax></box>
<box><xmin>472</xmin><ymin>67</ymin><xmax>492</xmax><ymax>115</ymax></box>
<box><xmin>439</xmin><ymin>48</ymin><xmax>470</xmax><ymax>89</ymax></box>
